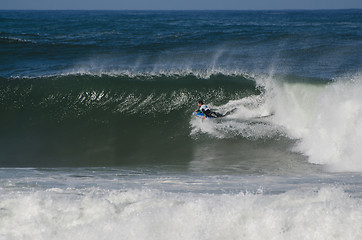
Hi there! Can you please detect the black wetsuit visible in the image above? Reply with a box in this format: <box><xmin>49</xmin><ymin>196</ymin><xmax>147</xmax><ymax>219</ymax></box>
<box><xmin>200</xmin><ymin>105</ymin><xmax>224</xmax><ymax>118</ymax></box>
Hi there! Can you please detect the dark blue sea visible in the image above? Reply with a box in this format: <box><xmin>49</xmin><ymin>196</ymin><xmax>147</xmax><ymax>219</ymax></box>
<box><xmin>1</xmin><ymin>10</ymin><xmax>362</xmax><ymax>239</ymax></box>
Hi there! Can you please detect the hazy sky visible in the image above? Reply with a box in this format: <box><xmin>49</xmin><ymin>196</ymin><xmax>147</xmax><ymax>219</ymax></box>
<box><xmin>1</xmin><ymin>0</ymin><xmax>362</xmax><ymax>10</ymax></box>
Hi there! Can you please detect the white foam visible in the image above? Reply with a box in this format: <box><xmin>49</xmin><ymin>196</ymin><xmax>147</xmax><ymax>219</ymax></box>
<box><xmin>0</xmin><ymin>187</ymin><xmax>361</xmax><ymax>240</ymax></box>
<box><xmin>191</xmin><ymin>72</ymin><xmax>362</xmax><ymax>172</ymax></box>
<box><xmin>190</xmin><ymin>89</ymin><xmax>280</xmax><ymax>140</ymax></box>
<box><xmin>265</xmin><ymin>73</ymin><xmax>362</xmax><ymax>172</ymax></box>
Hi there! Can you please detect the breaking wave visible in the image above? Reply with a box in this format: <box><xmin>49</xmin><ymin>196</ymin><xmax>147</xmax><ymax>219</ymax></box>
<box><xmin>1</xmin><ymin>70</ymin><xmax>362</xmax><ymax>172</ymax></box>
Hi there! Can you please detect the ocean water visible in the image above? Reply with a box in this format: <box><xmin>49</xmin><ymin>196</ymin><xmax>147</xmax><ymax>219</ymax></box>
<box><xmin>1</xmin><ymin>10</ymin><xmax>362</xmax><ymax>239</ymax></box>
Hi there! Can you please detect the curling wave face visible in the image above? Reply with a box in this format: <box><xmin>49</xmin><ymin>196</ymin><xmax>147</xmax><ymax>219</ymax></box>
<box><xmin>2</xmin><ymin>70</ymin><xmax>362</xmax><ymax>172</ymax></box>
<box><xmin>0</xmin><ymin>71</ymin><xmax>260</xmax><ymax>168</ymax></box>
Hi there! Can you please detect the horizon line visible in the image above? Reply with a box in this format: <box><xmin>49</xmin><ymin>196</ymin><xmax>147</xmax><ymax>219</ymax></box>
<box><xmin>0</xmin><ymin>8</ymin><xmax>361</xmax><ymax>11</ymax></box>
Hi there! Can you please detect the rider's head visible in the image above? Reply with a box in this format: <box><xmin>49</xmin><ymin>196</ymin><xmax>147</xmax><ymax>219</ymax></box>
<box><xmin>198</xmin><ymin>100</ymin><xmax>203</xmax><ymax>107</ymax></box>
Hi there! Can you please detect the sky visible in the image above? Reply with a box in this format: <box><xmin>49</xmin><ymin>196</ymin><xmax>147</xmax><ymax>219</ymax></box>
<box><xmin>1</xmin><ymin>0</ymin><xmax>362</xmax><ymax>10</ymax></box>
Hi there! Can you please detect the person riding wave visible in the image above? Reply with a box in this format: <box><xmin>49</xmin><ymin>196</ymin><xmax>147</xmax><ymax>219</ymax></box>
<box><xmin>195</xmin><ymin>100</ymin><xmax>224</xmax><ymax>119</ymax></box>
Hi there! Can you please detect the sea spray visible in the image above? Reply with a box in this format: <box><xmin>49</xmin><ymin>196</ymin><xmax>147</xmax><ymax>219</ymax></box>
<box><xmin>190</xmin><ymin>72</ymin><xmax>362</xmax><ymax>172</ymax></box>
<box><xmin>262</xmin><ymin>73</ymin><xmax>362</xmax><ymax>171</ymax></box>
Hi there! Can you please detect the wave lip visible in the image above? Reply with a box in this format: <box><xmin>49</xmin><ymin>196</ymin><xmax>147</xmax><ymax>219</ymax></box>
<box><xmin>1</xmin><ymin>71</ymin><xmax>257</xmax><ymax>115</ymax></box>
<box><xmin>8</xmin><ymin>67</ymin><xmax>255</xmax><ymax>80</ymax></box>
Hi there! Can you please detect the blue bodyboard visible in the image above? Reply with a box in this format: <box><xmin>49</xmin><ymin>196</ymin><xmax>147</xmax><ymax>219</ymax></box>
<box><xmin>193</xmin><ymin>111</ymin><xmax>211</xmax><ymax>119</ymax></box>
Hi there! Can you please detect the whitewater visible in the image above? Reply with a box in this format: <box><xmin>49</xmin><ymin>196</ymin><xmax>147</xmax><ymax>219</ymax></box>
<box><xmin>1</xmin><ymin>168</ymin><xmax>362</xmax><ymax>240</ymax></box>
<box><xmin>1</xmin><ymin>10</ymin><xmax>362</xmax><ymax>240</ymax></box>
<box><xmin>192</xmin><ymin>72</ymin><xmax>362</xmax><ymax>172</ymax></box>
